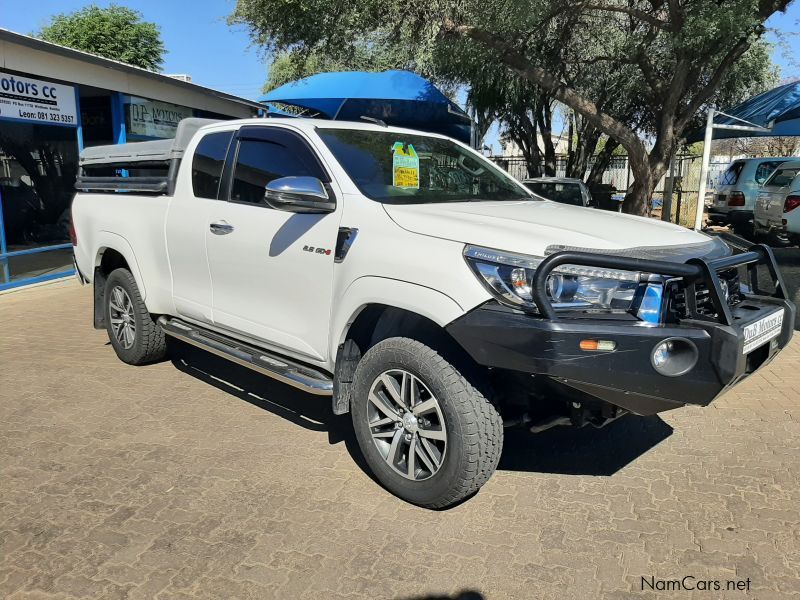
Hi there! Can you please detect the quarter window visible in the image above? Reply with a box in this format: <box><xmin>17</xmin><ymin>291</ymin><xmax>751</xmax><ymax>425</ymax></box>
<box><xmin>230</xmin><ymin>130</ymin><xmax>327</xmax><ymax>204</ymax></box>
<box><xmin>719</xmin><ymin>162</ymin><xmax>744</xmax><ymax>186</ymax></box>
<box><xmin>191</xmin><ymin>131</ymin><xmax>234</xmax><ymax>199</ymax></box>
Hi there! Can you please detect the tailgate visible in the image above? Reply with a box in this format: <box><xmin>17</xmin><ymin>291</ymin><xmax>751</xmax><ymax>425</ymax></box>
<box><xmin>755</xmin><ymin>188</ymin><xmax>785</xmax><ymax>227</ymax></box>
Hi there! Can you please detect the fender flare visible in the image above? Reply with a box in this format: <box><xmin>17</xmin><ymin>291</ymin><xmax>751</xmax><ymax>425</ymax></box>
<box><xmin>94</xmin><ymin>231</ymin><xmax>147</xmax><ymax>300</ymax></box>
<box><xmin>330</xmin><ymin>276</ymin><xmax>466</xmax><ymax>361</ymax></box>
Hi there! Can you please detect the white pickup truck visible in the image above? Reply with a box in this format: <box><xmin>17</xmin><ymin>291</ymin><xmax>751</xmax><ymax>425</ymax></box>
<box><xmin>72</xmin><ymin>117</ymin><xmax>795</xmax><ymax>508</ymax></box>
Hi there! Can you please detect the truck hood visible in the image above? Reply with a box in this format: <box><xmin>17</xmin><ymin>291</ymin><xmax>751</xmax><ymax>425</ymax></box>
<box><xmin>384</xmin><ymin>200</ymin><xmax>717</xmax><ymax>258</ymax></box>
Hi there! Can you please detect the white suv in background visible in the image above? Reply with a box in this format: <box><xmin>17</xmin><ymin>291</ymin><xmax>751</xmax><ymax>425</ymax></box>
<box><xmin>708</xmin><ymin>157</ymin><xmax>792</xmax><ymax>236</ymax></box>
<box><xmin>755</xmin><ymin>160</ymin><xmax>800</xmax><ymax>246</ymax></box>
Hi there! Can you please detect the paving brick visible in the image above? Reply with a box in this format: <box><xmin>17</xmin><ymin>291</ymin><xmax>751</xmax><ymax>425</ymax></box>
<box><xmin>1</xmin><ymin>280</ymin><xmax>800</xmax><ymax>598</ymax></box>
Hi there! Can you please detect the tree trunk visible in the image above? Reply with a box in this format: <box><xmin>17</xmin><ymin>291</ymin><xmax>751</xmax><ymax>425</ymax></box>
<box><xmin>586</xmin><ymin>138</ymin><xmax>619</xmax><ymax>187</ymax></box>
<box><xmin>536</xmin><ymin>99</ymin><xmax>557</xmax><ymax>176</ymax></box>
<box><xmin>621</xmin><ymin>145</ymin><xmax>673</xmax><ymax>215</ymax></box>
<box><xmin>566</xmin><ymin>112</ymin><xmax>575</xmax><ymax>175</ymax></box>
<box><xmin>521</xmin><ymin>135</ymin><xmax>542</xmax><ymax>178</ymax></box>
<box><xmin>621</xmin><ymin>148</ymin><xmax>653</xmax><ymax>215</ymax></box>
<box><xmin>567</xmin><ymin>120</ymin><xmax>601</xmax><ymax>180</ymax></box>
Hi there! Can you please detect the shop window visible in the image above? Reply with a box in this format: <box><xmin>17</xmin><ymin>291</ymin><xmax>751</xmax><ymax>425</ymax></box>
<box><xmin>0</xmin><ymin>121</ymin><xmax>78</xmax><ymax>285</ymax></box>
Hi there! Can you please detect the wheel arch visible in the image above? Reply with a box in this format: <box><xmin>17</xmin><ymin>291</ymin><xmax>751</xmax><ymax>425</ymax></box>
<box><xmin>332</xmin><ymin>289</ymin><xmax>482</xmax><ymax>416</ymax></box>
<box><xmin>92</xmin><ymin>236</ymin><xmax>146</xmax><ymax>329</ymax></box>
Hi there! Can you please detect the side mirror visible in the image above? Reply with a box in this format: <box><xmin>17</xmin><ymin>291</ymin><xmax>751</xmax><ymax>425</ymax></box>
<box><xmin>264</xmin><ymin>176</ymin><xmax>336</xmax><ymax>214</ymax></box>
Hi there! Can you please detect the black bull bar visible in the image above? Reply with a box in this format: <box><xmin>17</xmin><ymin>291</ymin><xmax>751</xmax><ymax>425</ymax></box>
<box><xmin>530</xmin><ymin>243</ymin><xmax>789</xmax><ymax>324</ymax></box>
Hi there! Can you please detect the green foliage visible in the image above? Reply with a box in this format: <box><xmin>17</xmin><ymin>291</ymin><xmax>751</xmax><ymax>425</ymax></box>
<box><xmin>231</xmin><ymin>0</ymin><xmax>790</xmax><ymax>213</ymax></box>
<box><xmin>264</xmin><ymin>36</ymin><xmax>411</xmax><ymax>92</ymax></box>
<box><xmin>37</xmin><ymin>4</ymin><xmax>165</xmax><ymax>71</ymax></box>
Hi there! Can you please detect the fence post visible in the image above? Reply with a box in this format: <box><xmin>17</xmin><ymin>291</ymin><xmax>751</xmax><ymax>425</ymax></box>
<box><xmin>662</xmin><ymin>155</ymin><xmax>676</xmax><ymax>222</ymax></box>
<box><xmin>625</xmin><ymin>156</ymin><xmax>631</xmax><ymax>191</ymax></box>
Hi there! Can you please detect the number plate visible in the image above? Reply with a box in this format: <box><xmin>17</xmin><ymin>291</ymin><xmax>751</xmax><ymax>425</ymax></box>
<box><xmin>742</xmin><ymin>309</ymin><xmax>784</xmax><ymax>354</ymax></box>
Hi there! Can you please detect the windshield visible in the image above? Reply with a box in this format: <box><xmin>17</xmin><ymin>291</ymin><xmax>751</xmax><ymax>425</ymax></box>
<box><xmin>318</xmin><ymin>128</ymin><xmax>534</xmax><ymax>203</ymax></box>
<box><xmin>525</xmin><ymin>181</ymin><xmax>584</xmax><ymax>205</ymax></box>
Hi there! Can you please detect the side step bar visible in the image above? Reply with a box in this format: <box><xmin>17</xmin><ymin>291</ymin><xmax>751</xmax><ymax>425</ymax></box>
<box><xmin>158</xmin><ymin>317</ymin><xmax>333</xmax><ymax>396</ymax></box>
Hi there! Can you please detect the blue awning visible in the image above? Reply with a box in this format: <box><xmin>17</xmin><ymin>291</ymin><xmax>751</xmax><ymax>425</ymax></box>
<box><xmin>686</xmin><ymin>82</ymin><xmax>800</xmax><ymax>143</ymax></box>
<box><xmin>260</xmin><ymin>70</ymin><xmax>473</xmax><ymax>144</ymax></box>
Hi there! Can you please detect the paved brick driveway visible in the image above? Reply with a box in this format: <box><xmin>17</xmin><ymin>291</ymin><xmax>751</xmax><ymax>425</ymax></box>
<box><xmin>1</xmin><ymin>280</ymin><xmax>799</xmax><ymax>599</ymax></box>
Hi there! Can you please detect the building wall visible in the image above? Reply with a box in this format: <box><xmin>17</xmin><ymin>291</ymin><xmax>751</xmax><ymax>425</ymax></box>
<box><xmin>0</xmin><ymin>35</ymin><xmax>260</xmax><ymax>290</ymax></box>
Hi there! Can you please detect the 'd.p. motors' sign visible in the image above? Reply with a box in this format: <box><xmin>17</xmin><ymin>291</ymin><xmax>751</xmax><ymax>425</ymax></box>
<box><xmin>0</xmin><ymin>71</ymin><xmax>77</xmax><ymax>126</ymax></box>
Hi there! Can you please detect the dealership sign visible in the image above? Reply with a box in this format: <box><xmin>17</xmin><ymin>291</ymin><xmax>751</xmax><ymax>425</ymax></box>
<box><xmin>0</xmin><ymin>71</ymin><xmax>77</xmax><ymax>126</ymax></box>
<box><xmin>127</xmin><ymin>99</ymin><xmax>193</xmax><ymax>138</ymax></box>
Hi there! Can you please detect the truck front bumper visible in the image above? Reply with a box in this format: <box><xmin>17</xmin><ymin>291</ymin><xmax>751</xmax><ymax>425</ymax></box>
<box><xmin>446</xmin><ymin>244</ymin><xmax>795</xmax><ymax>416</ymax></box>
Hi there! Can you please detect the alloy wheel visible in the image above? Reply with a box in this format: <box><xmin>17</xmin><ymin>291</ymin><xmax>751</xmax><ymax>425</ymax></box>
<box><xmin>109</xmin><ymin>285</ymin><xmax>136</xmax><ymax>350</ymax></box>
<box><xmin>367</xmin><ymin>369</ymin><xmax>447</xmax><ymax>481</ymax></box>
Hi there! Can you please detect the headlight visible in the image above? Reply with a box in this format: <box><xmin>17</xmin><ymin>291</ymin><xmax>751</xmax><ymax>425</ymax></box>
<box><xmin>464</xmin><ymin>245</ymin><xmax>654</xmax><ymax>316</ymax></box>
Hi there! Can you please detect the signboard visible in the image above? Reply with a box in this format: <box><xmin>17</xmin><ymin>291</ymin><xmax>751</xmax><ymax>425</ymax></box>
<box><xmin>127</xmin><ymin>99</ymin><xmax>193</xmax><ymax>138</ymax></box>
<box><xmin>0</xmin><ymin>71</ymin><xmax>77</xmax><ymax>126</ymax></box>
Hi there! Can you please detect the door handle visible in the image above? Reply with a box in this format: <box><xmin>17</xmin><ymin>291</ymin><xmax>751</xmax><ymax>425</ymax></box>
<box><xmin>209</xmin><ymin>221</ymin><xmax>234</xmax><ymax>235</ymax></box>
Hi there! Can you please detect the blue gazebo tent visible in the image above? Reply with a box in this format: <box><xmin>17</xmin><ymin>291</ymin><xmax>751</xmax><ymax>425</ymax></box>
<box><xmin>687</xmin><ymin>81</ymin><xmax>800</xmax><ymax>143</ymax></box>
<box><xmin>260</xmin><ymin>70</ymin><xmax>473</xmax><ymax>144</ymax></box>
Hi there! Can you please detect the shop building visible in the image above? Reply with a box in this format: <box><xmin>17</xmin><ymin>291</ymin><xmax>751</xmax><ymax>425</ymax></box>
<box><xmin>0</xmin><ymin>28</ymin><xmax>262</xmax><ymax>290</ymax></box>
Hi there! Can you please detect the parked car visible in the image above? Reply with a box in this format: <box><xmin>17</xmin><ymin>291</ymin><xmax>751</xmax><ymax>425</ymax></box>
<box><xmin>708</xmin><ymin>157</ymin><xmax>792</xmax><ymax>236</ymax></box>
<box><xmin>523</xmin><ymin>177</ymin><xmax>594</xmax><ymax>207</ymax></box>
<box><xmin>71</xmin><ymin>118</ymin><xmax>795</xmax><ymax>508</ymax></box>
<box><xmin>754</xmin><ymin>159</ymin><xmax>800</xmax><ymax>246</ymax></box>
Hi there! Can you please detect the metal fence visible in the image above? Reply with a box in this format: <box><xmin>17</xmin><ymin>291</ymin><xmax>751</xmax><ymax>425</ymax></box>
<box><xmin>490</xmin><ymin>154</ymin><xmax>732</xmax><ymax>226</ymax></box>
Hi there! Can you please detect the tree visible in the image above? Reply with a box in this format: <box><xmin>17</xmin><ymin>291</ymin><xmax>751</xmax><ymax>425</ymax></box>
<box><xmin>37</xmin><ymin>4</ymin><xmax>165</xmax><ymax>71</ymax></box>
<box><xmin>231</xmin><ymin>0</ymin><xmax>790</xmax><ymax>215</ymax></box>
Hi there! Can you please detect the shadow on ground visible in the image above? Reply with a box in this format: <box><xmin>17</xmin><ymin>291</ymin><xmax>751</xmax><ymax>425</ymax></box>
<box><xmin>498</xmin><ymin>414</ymin><xmax>672</xmax><ymax>475</ymax></box>
<box><xmin>169</xmin><ymin>339</ymin><xmax>672</xmax><ymax>482</ymax></box>
<box><xmin>400</xmin><ymin>593</ymin><xmax>484</xmax><ymax>600</ymax></box>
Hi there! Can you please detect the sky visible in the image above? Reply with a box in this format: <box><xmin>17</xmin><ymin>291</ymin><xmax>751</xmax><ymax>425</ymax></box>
<box><xmin>0</xmin><ymin>0</ymin><xmax>268</xmax><ymax>99</ymax></box>
<box><xmin>1</xmin><ymin>0</ymin><xmax>800</xmax><ymax>153</ymax></box>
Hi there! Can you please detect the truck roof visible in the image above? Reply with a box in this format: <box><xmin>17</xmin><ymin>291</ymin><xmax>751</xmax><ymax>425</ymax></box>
<box><xmin>79</xmin><ymin>117</ymin><xmax>459</xmax><ymax>169</ymax></box>
<box><xmin>196</xmin><ymin>116</ymin><xmax>458</xmax><ymax>141</ymax></box>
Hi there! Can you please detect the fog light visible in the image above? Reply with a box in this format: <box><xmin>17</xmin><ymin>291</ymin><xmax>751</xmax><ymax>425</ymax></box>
<box><xmin>651</xmin><ymin>338</ymin><xmax>698</xmax><ymax>377</ymax></box>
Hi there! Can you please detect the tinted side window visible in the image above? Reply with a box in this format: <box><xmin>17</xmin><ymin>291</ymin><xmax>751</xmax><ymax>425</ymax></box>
<box><xmin>230</xmin><ymin>131</ymin><xmax>327</xmax><ymax>204</ymax></box>
<box><xmin>192</xmin><ymin>131</ymin><xmax>233</xmax><ymax>199</ymax></box>
<box><xmin>754</xmin><ymin>161</ymin><xmax>783</xmax><ymax>185</ymax></box>
<box><xmin>720</xmin><ymin>162</ymin><xmax>744</xmax><ymax>186</ymax></box>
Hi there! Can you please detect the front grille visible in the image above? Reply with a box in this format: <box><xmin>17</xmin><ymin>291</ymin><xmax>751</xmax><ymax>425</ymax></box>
<box><xmin>667</xmin><ymin>268</ymin><xmax>742</xmax><ymax>320</ymax></box>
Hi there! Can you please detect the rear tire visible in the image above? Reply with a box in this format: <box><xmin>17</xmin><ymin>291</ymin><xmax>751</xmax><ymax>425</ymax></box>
<box><xmin>768</xmin><ymin>230</ymin><xmax>792</xmax><ymax>248</ymax></box>
<box><xmin>104</xmin><ymin>268</ymin><xmax>166</xmax><ymax>365</ymax></box>
<box><xmin>732</xmin><ymin>221</ymin><xmax>754</xmax><ymax>240</ymax></box>
<box><xmin>351</xmin><ymin>337</ymin><xmax>503</xmax><ymax>509</ymax></box>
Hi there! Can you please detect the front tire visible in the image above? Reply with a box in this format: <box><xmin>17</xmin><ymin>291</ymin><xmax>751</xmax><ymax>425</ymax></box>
<box><xmin>104</xmin><ymin>268</ymin><xmax>166</xmax><ymax>365</ymax></box>
<box><xmin>351</xmin><ymin>337</ymin><xmax>503</xmax><ymax>509</ymax></box>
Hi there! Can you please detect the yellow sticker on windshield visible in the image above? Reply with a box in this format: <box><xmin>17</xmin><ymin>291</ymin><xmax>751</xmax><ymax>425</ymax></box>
<box><xmin>392</xmin><ymin>142</ymin><xmax>419</xmax><ymax>189</ymax></box>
